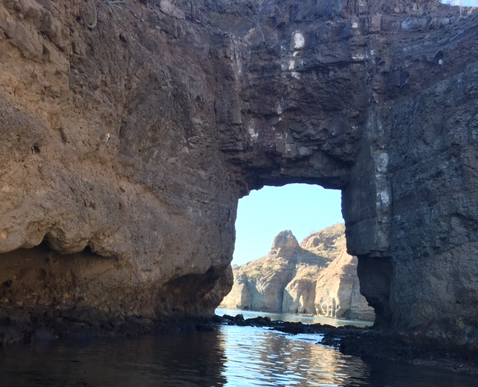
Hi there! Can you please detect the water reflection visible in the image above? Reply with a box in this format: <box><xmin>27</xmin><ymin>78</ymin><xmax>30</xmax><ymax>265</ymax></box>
<box><xmin>1</xmin><ymin>331</ymin><xmax>227</xmax><ymax>387</ymax></box>
<box><xmin>220</xmin><ymin>325</ymin><xmax>368</xmax><ymax>386</ymax></box>
<box><xmin>0</xmin><ymin>325</ymin><xmax>476</xmax><ymax>386</ymax></box>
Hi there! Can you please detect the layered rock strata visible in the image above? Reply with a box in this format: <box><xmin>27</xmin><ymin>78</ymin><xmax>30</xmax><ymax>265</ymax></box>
<box><xmin>0</xmin><ymin>0</ymin><xmax>477</xmax><ymax>346</ymax></box>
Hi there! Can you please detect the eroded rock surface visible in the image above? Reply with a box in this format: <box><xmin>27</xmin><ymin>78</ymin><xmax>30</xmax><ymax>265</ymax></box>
<box><xmin>0</xmin><ymin>0</ymin><xmax>237</xmax><ymax>318</ymax></box>
<box><xmin>0</xmin><ymin>0</ymin><xmax>478</xmax><ymax>346</ymax></box>
<box><xmin>221</xmin><ymin>230</ymin><xmax>324</xmax><ymax>313</ymax></box>
<box><xmin>315</xmin><ymin>249</ymin><xmax>375</xmax><ymax>320</ymax></box>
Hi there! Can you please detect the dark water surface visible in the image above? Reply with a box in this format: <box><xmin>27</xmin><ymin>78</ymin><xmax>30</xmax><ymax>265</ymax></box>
<box><xmin>0</xmin><ymin>322</ymin><xmax>475</xmax><ymax>387</ymax></box>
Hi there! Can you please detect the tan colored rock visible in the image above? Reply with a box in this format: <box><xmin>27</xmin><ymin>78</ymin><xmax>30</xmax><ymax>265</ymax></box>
<box><xmin>315</xmin><ymin>250</ymin><xmax>374</xmax><ymax>320</ymax></box>
<box><xmin>282</xmin><ymin>265</ymin><xmax>317</xmax><ymax>314</ymax></box>
<box><xmin>222</xmin><ymin>225</ymin><xmax>374</xmax><ymax>321</ymax></box>
<box><xmin>221</xmin><ymin>230</ymin><xmax>326</xmax><ymax>312</ymax></box>
<box><xmin>0</xmin><ymin>0</ymin><xmax>236</xmax><ymax>318</ymax></box>
<box><xmin>219</xmin><ymin>266</ymin><xmax>252</xmax><ymax>310</ymax></box>
<box><xmin>302</xmin><ymin>224</ymin><xmax>374</xmax><ymax>319</ymax></box>
<box><xmin>300</xmin><ymin>224</ymin><xmax>348</xmax><ymax>260</ymax></box>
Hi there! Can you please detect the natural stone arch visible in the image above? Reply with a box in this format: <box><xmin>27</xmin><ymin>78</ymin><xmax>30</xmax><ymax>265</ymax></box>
<box><xmin>216</xmin><ymin>0</ymin><xmax>478</xmax><ymax>341</ymax></box>
<box><xmin>0</xmin><ymin>0</ymin><xmax>477</xmax><ymax>346</ymax></box>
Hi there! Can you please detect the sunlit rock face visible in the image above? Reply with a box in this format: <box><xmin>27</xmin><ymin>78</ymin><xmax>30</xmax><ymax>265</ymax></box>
<box><xmin>1</xmin><ymin>0</ymin><xmax>478</xmax><ymax>345</ymax></box>
<box><xmin>221</xmin><ymin>230</ymin><xmax>328</xmax><ymax>314</ymax></box>
<box><xmin>315</xmin><ymin>250</ymin><xmax>375</xmax><ymax>321</ymax></box>
<box><xmin>221</xmin><ymin>225</ymin><xmax>374</xmax><ymax>321</ymax></box>
<box><xmin>0</xmin><ymin>0</ymin><xmax>237</xmax><ymax>318</ymax></box>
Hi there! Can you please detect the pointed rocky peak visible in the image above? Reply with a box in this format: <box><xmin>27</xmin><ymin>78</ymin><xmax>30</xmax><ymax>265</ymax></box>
<box><xmin>271</xmin><ymin>230</ymin><xmax>299</xmax><ymax>256</ymax></box>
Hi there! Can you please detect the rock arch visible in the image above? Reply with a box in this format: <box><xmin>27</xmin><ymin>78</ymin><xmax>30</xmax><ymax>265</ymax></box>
<box><xmin>218</xmin><ymin>0</ymin><xmax>478</xmax><ymax>343</ymax></box>
<box><xmin>0</xmin><ymin>0</ymin><xmax>477</xmax><ymax>344</ymax></box>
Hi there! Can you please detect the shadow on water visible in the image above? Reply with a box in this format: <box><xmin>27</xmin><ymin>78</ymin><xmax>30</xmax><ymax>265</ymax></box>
<box><xmin>0</xmin><ymin>331</ymin><xmax>227</xmax><ymax>387</ymax></box>
<box><xmin>0</xmin><ymin>325</ymin><xmax>476</xmax><ymax>386</ymax></box>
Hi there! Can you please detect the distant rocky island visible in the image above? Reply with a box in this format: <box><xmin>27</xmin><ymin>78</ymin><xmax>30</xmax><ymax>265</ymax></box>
<box><xmin>220</xmin><ymin>224</ymin><xmax>374</xmax><ymax>321</ymax></box>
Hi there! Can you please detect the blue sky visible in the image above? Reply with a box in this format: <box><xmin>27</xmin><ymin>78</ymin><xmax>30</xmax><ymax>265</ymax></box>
<box><xmin>232</xmin><ymin>184</ymin><xmax>343</xmax><ymax>266</ymax></box>
<box><xmin>443</xmin><ymin>0</ymin><xmax>478</xmax><ymax>5</ymax></box>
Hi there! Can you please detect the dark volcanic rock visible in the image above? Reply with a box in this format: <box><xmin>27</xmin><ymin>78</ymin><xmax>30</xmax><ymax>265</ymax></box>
<box><xmin>0</xmin><ymin>0</ymin><xmax>477</xmax><ymax>349</ymax></box>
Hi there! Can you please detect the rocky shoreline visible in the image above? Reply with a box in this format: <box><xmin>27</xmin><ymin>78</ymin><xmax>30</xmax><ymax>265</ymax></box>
<box><xmin>1</xmin><ymin>309</ymin><xmax>477</xmax><ymax>376</ymax></box>
<box><xmin>0</xmin><ymin>307</ymin><xmax>217</xmax><ymax>344</ymax></box>
<box><xmin>221</xmin><ymin>226</ymin><xmax>374</xmax><ymax>321</ymax></box>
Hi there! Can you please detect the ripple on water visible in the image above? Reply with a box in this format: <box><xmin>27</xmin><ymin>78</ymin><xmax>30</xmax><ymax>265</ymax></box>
<box><xmin>0</xmin><ymin>324</ymin><xmax>477</xmax><ymax>386</ymax></box>
<box><xmin>219</xmin><ymin>325</ymin><xmax>368</xmax><ymax>386</ymax></box>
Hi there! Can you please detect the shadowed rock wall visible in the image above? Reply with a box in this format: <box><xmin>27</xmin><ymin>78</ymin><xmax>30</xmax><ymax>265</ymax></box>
<box><xmin>1</xmin><ymin>0</ymin><xmax>478</xmax><ymax>345</ymax></box>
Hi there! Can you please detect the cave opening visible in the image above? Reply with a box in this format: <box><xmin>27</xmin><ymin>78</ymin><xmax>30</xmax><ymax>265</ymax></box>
<box><xmin>233</xmin><ymin>183</ymin><xmax>343</xmax><ymax>267</ymax></box>
<box><xmin>220</xmin><ymin>183</ymin><xmax>374</xmax><ymax>321</ymax></box>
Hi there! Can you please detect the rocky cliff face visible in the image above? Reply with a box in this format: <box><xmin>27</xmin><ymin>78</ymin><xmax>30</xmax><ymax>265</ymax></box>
<box><xmin>315</xmin><ymin>249</ymin><xmax>375</xmax><ymax>320</ymax></box>
<box><xmin>221</xmin><ymin>225</ymin><xmax>375</xmax><ymax>320</ymax></box>
<box><xmin>1</xmin><ymin>0</ymin><xmax>478</xmax><ymax>346</ymax></box>
<box><xmin>222</xmin><ymin>230</ymin><xmax>327</xmax><ymax>312</ymax></box>
<box><xmin>0</xmin><ymin>0</ymin><xmax>238</xmax><ymax>318</ymax></box>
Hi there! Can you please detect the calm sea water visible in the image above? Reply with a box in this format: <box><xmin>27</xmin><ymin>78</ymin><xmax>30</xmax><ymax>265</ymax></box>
<box><xmin>0</xmin><ymin>310</ymin><xmax>474</xmax><ymax>387</ymax></box>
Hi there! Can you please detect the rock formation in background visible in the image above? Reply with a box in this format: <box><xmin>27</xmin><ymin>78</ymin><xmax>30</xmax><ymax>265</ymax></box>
<box><xmin>221</xmin><ymin>224</ymin><xmax>375</xmax><ymax>321</ymax></box>
<box><xmin>1</xmin><ymin>0</ymin><xmax>478</xmax><ymax>346</ymax></box>
<box><xmin>314</xmin><ymin>249</ymin><xmax>375</xmax><ymax>321</ymax></box>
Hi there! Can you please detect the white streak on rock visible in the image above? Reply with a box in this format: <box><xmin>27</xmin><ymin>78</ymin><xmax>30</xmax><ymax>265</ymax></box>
<box><xmin>292</xmin><ymin>31</ymin><xmax>305</xmax><ymax>50</ymax></box>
